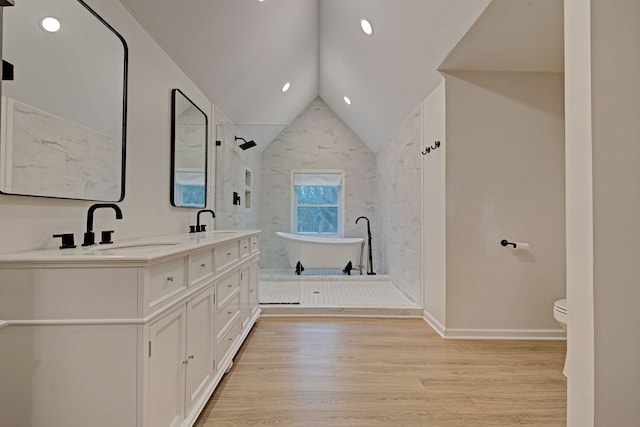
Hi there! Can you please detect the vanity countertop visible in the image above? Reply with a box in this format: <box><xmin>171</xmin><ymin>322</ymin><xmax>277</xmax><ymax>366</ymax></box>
<box><xmin>0</xmin><ymin>230</ymin><xmax>260</xmax><ymax>267</ymax></box>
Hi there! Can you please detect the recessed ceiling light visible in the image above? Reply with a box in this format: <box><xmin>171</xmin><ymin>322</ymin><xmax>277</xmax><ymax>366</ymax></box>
<box><xmin>255</xmin><ymin>0</ymin><xmax>265</xmax><ymax>3</ymax></box>
<box><xmin>344</xmin><ymin>96</ymin><xmax>352</xmax><ymax>105</ymax></box>
<box><xmin>360</xmin><ymin>18</ymin><xmax>373</xmax><ymax>36</ymax></box>
<box><xmin>281</xmin><ymin>82</ymin><xmax>291</xmax><ymax>93</ymax></box>
<box><xmin>40</xmin><ymin>17</ymin><xmax>61</xmax><ymax>33</ymax></box>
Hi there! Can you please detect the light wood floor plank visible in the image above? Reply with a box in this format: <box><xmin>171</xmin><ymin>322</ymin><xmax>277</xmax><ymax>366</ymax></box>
<box><xmin>195</xmin><ymin>318</ymin><xmax>566</xmax><ymax>426</ymax></box>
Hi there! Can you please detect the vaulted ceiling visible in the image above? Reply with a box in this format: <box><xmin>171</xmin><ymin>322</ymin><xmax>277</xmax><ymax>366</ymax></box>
<box><xmin>118</xmin><ymin>0</ymin><xmax>563</xmax><ymax>152</ymax></box>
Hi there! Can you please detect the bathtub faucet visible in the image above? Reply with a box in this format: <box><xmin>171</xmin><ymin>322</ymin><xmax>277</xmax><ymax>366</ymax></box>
<box><xmin>356</xmin><ymin>216</ymin><xmax>375</xmax><ymax>275</ymax></box>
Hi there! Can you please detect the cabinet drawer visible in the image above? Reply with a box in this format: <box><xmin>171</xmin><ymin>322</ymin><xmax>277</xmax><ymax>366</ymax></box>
<box><xmin>149</xmin><ymin>257</ymin><xmax>186</xmax><ymax>307</ymax></box>
<box><xmin>216</xmin><ymin>292</ymin><xmax>240</xmax><ymax>338</ymax></box>
<box><xmin>216</xmin><ymin>317</ymin><xmax>242</xmax><ymax>366</ymax></box>
<box><xmin>216</xmin><ymin>270</ymin><xmax>240</xmax><ymax>308</ymax></box>
<box><xmin>250</xmin><ymin>235</ymin><xmax>259</xmax><ymax>253</ymax></box>
<box><xmin>188</xmin><ymin>249</ymin><xmax>213</xmax><ymax>286</ymax></box>
<box><xmin>240</xmin><ymin>238</ymin><xmax>250</xmax><ymax>258</ymax></box>
<box><xmin>215</xmin><ymin>241</ymin><xmax>240</xmax><ymax>273</ymax></box>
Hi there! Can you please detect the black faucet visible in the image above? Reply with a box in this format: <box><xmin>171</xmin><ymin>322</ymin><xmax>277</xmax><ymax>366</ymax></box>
<box><xmin>191</xmin><ymin>209</ymin><xmax>215</xmax><ymax>233</ymax></box>
<box><xmin>82</xmin><ymin>203</ymin><xmax>123</xmax><ymax>246</ymax></box>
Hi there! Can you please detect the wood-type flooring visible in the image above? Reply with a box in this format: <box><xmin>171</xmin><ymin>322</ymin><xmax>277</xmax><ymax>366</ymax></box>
<box><xmin>195</xmin><ymin>317</ymin><xmax>566</xmax><ymax>426</ymax></box>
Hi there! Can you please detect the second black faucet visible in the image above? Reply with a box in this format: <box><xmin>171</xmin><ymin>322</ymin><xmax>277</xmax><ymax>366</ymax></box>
<box><xmin>190</xmin><ymin>209</ymin><xmax>215</xmax><ymax>233</ymax></box>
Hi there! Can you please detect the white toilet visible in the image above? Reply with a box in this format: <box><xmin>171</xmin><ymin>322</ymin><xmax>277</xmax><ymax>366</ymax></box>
<box><xmin>553</xmin><ymin>299</ymin><xmax>568</xmax><ymax>376</ymax></box>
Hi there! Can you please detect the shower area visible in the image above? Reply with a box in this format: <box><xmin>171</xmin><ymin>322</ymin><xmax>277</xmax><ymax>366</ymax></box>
<box><xmin>215</xmin><ymin>99</ymin><xmax>422</xmax><ymax>315</ymax></box>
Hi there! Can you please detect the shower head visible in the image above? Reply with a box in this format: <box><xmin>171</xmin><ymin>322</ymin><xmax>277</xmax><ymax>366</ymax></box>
<box><xmin>235</xmin><ymin>136</ymin><xmax>257</xmax><ymax>150</ymax></box>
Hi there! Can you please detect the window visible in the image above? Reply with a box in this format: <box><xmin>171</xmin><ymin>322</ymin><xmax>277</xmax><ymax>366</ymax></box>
<box><xmin>292</xmin><ymin>171</ymin><xmax>344</xmax><ymax>235</ymax></box>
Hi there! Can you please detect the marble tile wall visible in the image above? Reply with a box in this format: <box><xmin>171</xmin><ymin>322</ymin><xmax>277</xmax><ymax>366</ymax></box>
<box><xmin>174</xmin><ymin>106</ymin><xmax>206</xmax><ymax>171</ymax></box>
<box><xmin>2</xmin><ymin>98</ymin><xmax>121</xmax><ymax>200</ymax></box>
<box><xmin>260</xmin><ymin>97</ymin><xmax>376</xmax><ymax>269</ymax></box>
<box><xmin>375</xmin><ymin>103</ymin><xmax>423</xmax><ymax>303</ymax></box>
<box><xmin>214</xmin><ymin>106</ymin><xmax>260</xmax><ymax>230</ymax></box>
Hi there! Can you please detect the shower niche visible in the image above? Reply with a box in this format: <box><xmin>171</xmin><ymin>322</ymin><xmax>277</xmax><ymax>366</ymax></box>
<box><xmin>244</xmin><ymin>168</ymin><xmax>252</xmax><ymax>209</ymax></box>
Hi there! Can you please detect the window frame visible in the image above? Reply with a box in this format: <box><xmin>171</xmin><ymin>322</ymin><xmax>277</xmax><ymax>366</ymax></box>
<box><xmin>290</xmin><ymin>170</ymin><xmax>345</xmax><ymax>237</ymax></box>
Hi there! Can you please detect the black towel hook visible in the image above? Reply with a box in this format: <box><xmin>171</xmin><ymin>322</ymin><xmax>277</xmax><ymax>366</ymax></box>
<box><xmin>422</xmin><ymin>140</ymin><xmax>441</xmax><ymax>156</ymax></box>
<box><xmin>500</xmin><ymin>239</ymin><xmax>517</xmax><ymax>248</ymax></box>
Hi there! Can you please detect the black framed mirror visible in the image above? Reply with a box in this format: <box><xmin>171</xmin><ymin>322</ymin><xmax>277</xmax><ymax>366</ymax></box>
<box><xmin>0</xmin><ymin>0</ymin><xmax>128</xmax><ymax>201</ymax></box>
<box><xmin>171</xmin><ymin>89</ymin><xmax>208</xmax><ymax>208</ymax></box>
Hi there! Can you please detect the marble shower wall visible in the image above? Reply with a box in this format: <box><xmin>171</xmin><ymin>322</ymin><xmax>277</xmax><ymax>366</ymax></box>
<box><xmin>214</xmin><ymin>106</ymin><xmax>260</xmax><ymax>230</ymax></box>
<box><xmin>375</xmin><ymin>103</ymin><xmax>423</xmax><ymax>303</ymax></box>
<box><xmin>2</xmin><ymin>97</ymin><xmax>121</xmax><ymax>200</ymax></box>
<box><xmin>260</xmin><ymin>97</ymin><xmax>375</xmax><ymax>270</ymax></box>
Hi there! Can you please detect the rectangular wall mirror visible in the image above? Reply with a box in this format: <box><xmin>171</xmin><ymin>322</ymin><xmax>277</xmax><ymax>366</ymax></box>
<box><xmin>0</xmin><ymin>0</ymin><xmax>128</xmax><ymax>201</ymax></box>
<box><xmin>171</xmin><ymin>89</ymin><xmax>208</xmax><ymax>208</ymax></box>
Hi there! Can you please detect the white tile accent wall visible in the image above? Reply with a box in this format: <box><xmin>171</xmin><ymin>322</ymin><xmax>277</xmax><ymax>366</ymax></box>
<box><xmin>259</xmin><ymin>97</ymin><xmax>375</xmax><ymax>269</ymax></box>
<box><xmin>375</xmin><ymin>103</ymin><xmax>423</xmax><ymax>303</ymax></box>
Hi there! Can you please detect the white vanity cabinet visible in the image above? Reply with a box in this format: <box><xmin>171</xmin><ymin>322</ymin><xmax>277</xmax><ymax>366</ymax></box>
<box><xmin>0</xmin><ymin>231</ymin><xmax>260</xmax><ymax>427</ymax></box>
<box><xmin>148</xmin><ymin>304</ymin><xmax>187</xmax><ymax>427</ymax></box>
<box><xmin>147</xmin><ymin>286</ymin><xmax>215</xmax><ymax>427</ymax></box>
<box><xmin>184</xmin><ymin>287</ymin><xmax>215</xmax><ymax>413</ymax></box>
<box><xmin>241</xmin><ymin>258</ymin><xmax>260</xmax><ymax>330</ymax></box>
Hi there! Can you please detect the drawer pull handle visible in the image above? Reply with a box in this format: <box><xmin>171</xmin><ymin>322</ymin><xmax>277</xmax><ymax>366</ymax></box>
<box><xmin>166</xmin><ymin>276</ymin><xmax>174</xmax><ymax>282</ymax></box>
<box><xmin>183</xmin><ymin>360</ymin><xmax>188</xmax><ymax>365</ymax></box>
<box><xmin>228</xmin><ymin>311</ymin><xmax>233</xmax><ymax>315</ymax></box>
<box><xmin>244</xmin><ymin>246</ymin><xmax>248</xmax><ymax>249</ymax></box>
<box><xmin>228</xmin><ymin>338</ymin><xmax>233</xmax><ymax>342</ymax></box>
<box><xmin>250</xmin><ymin>289</ymin><xmax>254</xmax><ymax>293</ymax></box>
<box><xmin>201</xmin><ymin>263</ymin><xmax>207</xmax><ymax>268</ymax></box>
<box><xmin>188</xmin><ymin>354</ymin><xmax>195</xmax><ymax>360</ymax></box>
<box><xmin>227</xmin><ymin>252</ymin><xmax>232</xmax><ymax>256</ymax></box>
<box><xmin>228</xmin><ymin>284</ymin><xmax>232</xmax><ymax>288</ymax></box>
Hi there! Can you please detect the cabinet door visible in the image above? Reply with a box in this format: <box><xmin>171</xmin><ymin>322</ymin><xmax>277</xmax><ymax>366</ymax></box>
<box><xmin>240</xmin><ymin>264</ymin><xmax>250</xmax><ymax>329</ymax></box>
<box><xmin>185</xmin><ymin>286</ymin><xmax>215</xmax><ymax>412</ymax></box>
<box><xmin>248</xmin><ymin>259</ymin><xmax>259</xmax><ymax>315</ymax></box>
<box><xmin>148</xmin><ymin>306</ymin><xmax>186</xmax><ymax>427</ymax></box>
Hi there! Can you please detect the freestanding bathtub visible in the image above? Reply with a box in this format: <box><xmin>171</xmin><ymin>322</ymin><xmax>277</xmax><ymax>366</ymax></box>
<box><xmin>275</xmin><ymin>231</ymin><xmax>364</xmax><ymax>273</ymax></box>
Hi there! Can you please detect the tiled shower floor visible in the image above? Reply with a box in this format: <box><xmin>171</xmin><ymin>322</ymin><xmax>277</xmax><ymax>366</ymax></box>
<box><xmin>259</xmin><ymin>269</ymin><xmax>422</xmax><ymax>317</ymax></box>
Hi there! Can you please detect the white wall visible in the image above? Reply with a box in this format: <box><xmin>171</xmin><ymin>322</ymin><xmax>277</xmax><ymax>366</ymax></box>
<box><xmin>375</xmin><ymin>104</ymin><xmax>423</xmax><ymax>302</ymax></box>
<box><xmin>442</xmin><ymin>71</ymin><xmax>566</xmax><ymax>337</ymax></box>
<box><xmin>259</xmin><ymin>97</ymin><xmax>375</xmax><ymax>270</ymax></box>
<box><xmin>0</xmin><ymin>0</ymin><xmax>215</xmax><ymax>254</ymax></box>
<box><xmin>422</xmin><ymin>81</ymin><xmax>447</xmax><ymax>331</ymax></box>
<box><xmin>590</xmin><ymin>0</ymin><xmax>640</xmax><ymax>424</ymax></box>
<box><xmin>563</xmin><ymin>0</ymin><xmax>594</xmax><ymax>424</ymax></box>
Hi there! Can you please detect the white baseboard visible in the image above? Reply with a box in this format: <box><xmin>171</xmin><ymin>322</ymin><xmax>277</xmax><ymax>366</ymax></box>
<box><xmin>444</xmin><ymin>327</ymin><xmax>566</xmax><ymax>340</ymax></box>
<box><xmin>422</xmin><ymin>310</ymin><xmax>445</xmax><ymax>338</ymax></box>
<box><xmin>422</xmin><ymin>311</ymin><xmax>566</xmax><ymax>340</ymax></box>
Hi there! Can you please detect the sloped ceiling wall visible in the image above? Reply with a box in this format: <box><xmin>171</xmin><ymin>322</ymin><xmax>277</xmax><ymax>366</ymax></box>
<box><xmin>118</xmin><ymin>0</ymin><xmax>563</xmax><ymax>152</ymax></box>
<box><xmin>440</xmin><ymin>0</ymin><xmax>564</xmax><ymax>73</ymax></box>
